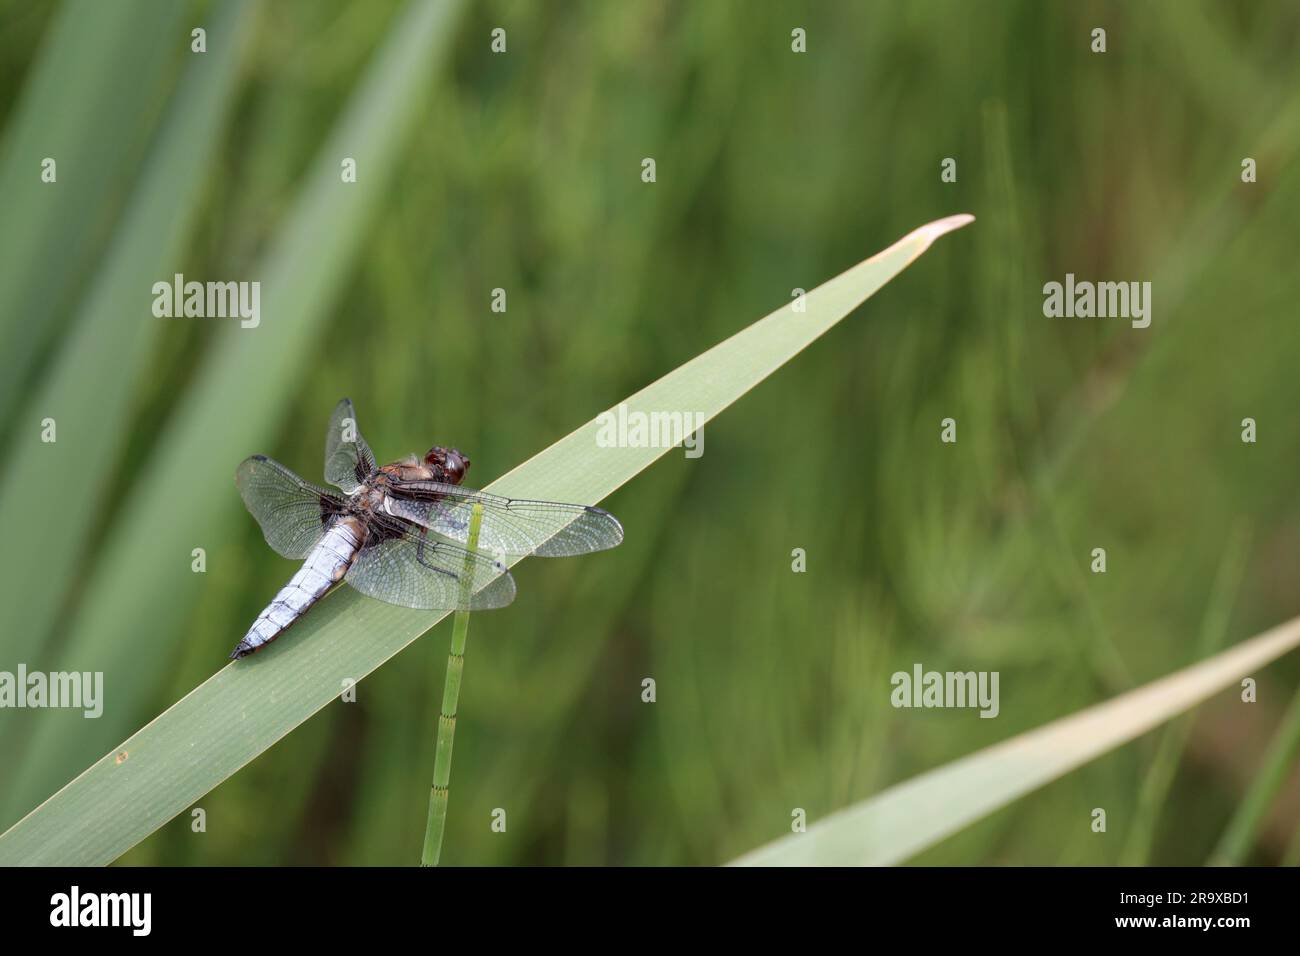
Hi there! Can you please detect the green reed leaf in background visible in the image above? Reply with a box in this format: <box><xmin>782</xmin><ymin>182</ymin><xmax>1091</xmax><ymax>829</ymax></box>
<box><xmin>731</xmin><ymin>613</ymin><xmax>1300</xmax><ymax>866</ymax></box>
<box><xmin>0</xmin><ymin>0</ymin><xmax>253</xmax><ymax>672</ymax></box>
<box><xmin>0</xmin><ymin>0</ymin><xmax>188</xmax><ymax>421</ymax></box>
<box><xmin>0</xmin><ymin>213</ymin><xmax>973</xmax><ymax>865</ymax></box>
<box><xmin>0</xmin><ymin>0</ymin><xmax>468</xmax><ymax>825</ymax></box>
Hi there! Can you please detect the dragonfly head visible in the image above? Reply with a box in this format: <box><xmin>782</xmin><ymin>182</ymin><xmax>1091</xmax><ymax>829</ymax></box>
<box><xmin>424</xmin><ymin>446</ymin><xmax>470</xmax><ymax>485</ymax></box>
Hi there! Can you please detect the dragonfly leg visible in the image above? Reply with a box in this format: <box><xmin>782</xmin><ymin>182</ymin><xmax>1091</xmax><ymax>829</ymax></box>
<box><xmin>414</xmin><ymin>526</ymin><xmax>459</xmax><ymax>580</ymax></box>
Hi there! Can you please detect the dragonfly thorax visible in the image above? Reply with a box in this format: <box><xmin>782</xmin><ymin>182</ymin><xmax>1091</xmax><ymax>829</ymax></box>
<box><xmin>375</xmin><ymin>458</ymin><xmax>435</xmax><ymax>484</ymax></box>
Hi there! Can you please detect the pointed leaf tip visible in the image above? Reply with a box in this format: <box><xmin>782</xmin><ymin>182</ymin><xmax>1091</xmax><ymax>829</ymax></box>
<box><xmin>910</xmin><ymin>212</ymin><xmax>974</xmax><ymax>245</ymax></box>
<box><xmin>866</xmin><ymin>214</ymin><xmax>974</xmax><ymax>269</ymax></box>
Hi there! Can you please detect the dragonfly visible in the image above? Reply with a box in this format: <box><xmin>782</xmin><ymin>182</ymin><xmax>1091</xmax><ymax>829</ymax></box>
<box><xmin>230</xmin><ymin>398</ymin><xmax>623</xmax><ymax>660</ymax></box>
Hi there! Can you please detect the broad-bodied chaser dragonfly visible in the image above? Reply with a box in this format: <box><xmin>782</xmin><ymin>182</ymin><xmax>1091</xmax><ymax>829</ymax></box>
<box><xmin>230</xmin><ymin>398</ymin><xmax>623</xmax><ymax>659</ymax></box>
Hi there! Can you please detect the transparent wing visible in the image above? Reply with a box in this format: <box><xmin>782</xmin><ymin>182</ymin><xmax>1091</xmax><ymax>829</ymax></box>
<box><xmin>324</xmin><ymin>397</ymin><xmax>377</xmax><ymax>493</ymax></box>
<box><xmin>236</xmin><ymin>455</ymin><xmax>344</xmax><ymax>559</ymax></box>
<box><xmin>345</xmin><ymin>519</ymin><xmax>517</xmax><ymax>610</ymax></box>
<box><xmin>381</xmin><ymin>482</ymin><xmax>624</xmax><ymax>558</ymax></box>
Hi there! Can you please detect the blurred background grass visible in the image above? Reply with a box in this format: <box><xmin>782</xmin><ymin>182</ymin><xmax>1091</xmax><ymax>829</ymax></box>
<box><xmin>1</xmin><ymin>0</ymin><xmax>1299</xmax><ymax>865</ymax></box>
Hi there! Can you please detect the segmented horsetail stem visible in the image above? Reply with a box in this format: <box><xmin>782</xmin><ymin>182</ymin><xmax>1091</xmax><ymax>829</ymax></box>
<box><xmin>421</xmin><ymin>503</ymin><xmax>484</xmax><ymax>866</ymax></box>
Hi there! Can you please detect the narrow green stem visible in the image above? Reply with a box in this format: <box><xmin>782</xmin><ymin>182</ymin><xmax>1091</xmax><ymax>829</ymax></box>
<box><xmin>1208</xmin><ymin>681</ymin><xmax>1300</xmax><ymax>866</ymax></box>
<box><xmin>1120</xmin><ymin>524</ymin><xmax>1250</xmax><ymax>865</ymax></box>
<box><xmin>421</xmin><ymin>503</ymin><xmax>484</xmax><ymax>866</ymax></box>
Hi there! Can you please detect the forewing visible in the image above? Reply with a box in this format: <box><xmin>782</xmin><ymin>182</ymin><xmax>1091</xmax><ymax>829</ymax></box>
<box><xmin>344</xmin><ymin>520</ymin><xmax>516</xmax><ymax>610</ymax></box>
<box><xmin>382</xmin><ymin>482</ymin><xmax>624</xmax><ymax>558</ymax></box>
<box><xmin>236</xmin><ymin>455</ymin><xmax>343</xmax><ymax>559</ymax></box>
<box><xmin>324</xmin><ymin>397</ymin><xmax>377</xmax><ymax>493</ymax></box>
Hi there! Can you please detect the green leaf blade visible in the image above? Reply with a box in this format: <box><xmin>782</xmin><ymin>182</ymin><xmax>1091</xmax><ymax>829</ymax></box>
<box><xmin>0</xmin><ymin>213</ymin><xmax>972</xmax><ymax>865</ymax></box>
<box><xmin>0</xmin><ymin>0</ymin><xmax>190</xmax><ymax>417</ymax></box>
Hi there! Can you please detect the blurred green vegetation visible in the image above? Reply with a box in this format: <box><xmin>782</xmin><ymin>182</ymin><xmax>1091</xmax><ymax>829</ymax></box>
<box><xmin>1</xmin><ymin>0</ymin><xmax>1299</xmax><ymax>865</ymax></box>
